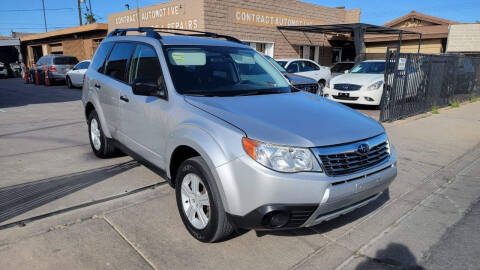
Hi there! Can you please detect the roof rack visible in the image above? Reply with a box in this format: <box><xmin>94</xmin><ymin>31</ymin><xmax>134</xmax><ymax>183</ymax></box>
<box><xmin>107</xmin><ymin>27</ymin><xmax>161</xmax><ymax>38</ymax></box>
<box><xmin>107</xmin><ymin>27</ymin><xmax>244</xmax><ymax>44</ymax></box>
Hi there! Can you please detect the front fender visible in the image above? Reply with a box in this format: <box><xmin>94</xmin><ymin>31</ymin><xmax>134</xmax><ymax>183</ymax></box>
<box><xmin>166</xmin><ymin>123</ymin><xmax>245</xmax><ymax>213</ymax></box>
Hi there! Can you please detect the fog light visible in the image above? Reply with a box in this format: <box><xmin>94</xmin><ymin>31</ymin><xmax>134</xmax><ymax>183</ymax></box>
<box><xmin>264</xmin><ymin>211</ymin><xmax>289</xmax><ymax>228</ymax></box>
<box><xmin>364</xmin><ymin>97</ymin><xmax>374</xmax><ymax>102</ymax></box>
<box><xmin>324</xmin><ymin>94</ymin><xmax>329</xmax><ymax>98</ymax></box>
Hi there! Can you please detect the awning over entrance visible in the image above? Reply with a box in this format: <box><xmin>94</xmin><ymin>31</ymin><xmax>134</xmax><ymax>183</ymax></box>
<box><xmin>278</xmin><ymin>23</ymin><xmax>422</xmax><ymax>62</ymax></box>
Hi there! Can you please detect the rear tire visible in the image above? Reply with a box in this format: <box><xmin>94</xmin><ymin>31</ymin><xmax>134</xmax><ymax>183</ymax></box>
<box><xmin>87</xmin><ymin>110</ymin><xmax>117</xmax><ymax>158</ymax></box>
<box><xmin>66</xmin><ymin>76</ymin><xmax>73</xmax><ymax>88</ymax></box>
<box><xmin>175</xmin><ymin>156</ymin><xmax>234</xmax><ymax>242</ymax></box>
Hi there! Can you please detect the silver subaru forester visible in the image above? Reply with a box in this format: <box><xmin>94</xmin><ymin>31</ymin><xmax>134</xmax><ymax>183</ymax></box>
<box><xmin>82</xmin><ymin>28</ymin><xmax>397</xmax><ymax>242</ymax></box>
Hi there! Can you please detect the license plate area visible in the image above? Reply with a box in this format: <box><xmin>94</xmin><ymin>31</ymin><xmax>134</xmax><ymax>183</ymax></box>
<box><xmin>338</xmin><ymin>92</ymin><xmax>350</xmax><ymax>97</ymax></box>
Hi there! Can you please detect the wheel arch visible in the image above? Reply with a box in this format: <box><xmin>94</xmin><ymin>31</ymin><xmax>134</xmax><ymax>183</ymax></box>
<box><xmin>166</xmin><ymin>126</ymin><xmax>239</xmax><ymax>212</ymax></box>
<box><xmin>84</xmin><ymin>100</ymin><xmax>112</xmax><ymax>138</ymax></box>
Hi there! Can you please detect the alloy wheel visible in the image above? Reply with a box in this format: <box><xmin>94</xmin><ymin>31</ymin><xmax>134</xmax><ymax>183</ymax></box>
<box><xmin>90</xmin><ymin>118</ymin><xmax>101</xmax><ymax>151</ymax></box>
<box><xmin>181</xmin><ymin>173</ymin><xmax>211</xmax><ymax>230</ymax></box>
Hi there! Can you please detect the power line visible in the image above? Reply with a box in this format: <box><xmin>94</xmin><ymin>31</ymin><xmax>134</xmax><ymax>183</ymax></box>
<box><xmin>0</xmin><ymin>8</ymin><xmax>74</xmax><ymax>12</ymax></box>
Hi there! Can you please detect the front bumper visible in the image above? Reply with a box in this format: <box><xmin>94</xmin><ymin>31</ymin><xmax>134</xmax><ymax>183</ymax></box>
<box><xmin>323</xmin><ymin>87</ymin><xmax>383</xmax><ymax>105</ymax></box>
<box><xmin>217</xmin><ymin>146</ymin><xmax>397</xmax><ymax>230</ymax></box>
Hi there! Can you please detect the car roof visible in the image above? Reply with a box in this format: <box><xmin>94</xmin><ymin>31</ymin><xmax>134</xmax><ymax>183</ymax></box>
<box><xmin>105</xmin><ymin>35</ymin><xmax>250</xmax><ymax>49</ymax></box>
<box><xmin>276</xmin><ymin>58</ymin><xmax>313</xmax><ymax>62</ymax></box>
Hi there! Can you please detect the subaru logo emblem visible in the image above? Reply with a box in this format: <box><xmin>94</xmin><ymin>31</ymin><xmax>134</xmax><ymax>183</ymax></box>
<box><xmin>357</xmin><ymin>143</ymin><xmax>370</xmax><ymax>155</ymax></box>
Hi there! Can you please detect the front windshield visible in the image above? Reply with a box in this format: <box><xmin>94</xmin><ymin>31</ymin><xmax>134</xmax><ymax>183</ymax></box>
<box><xmin>350</xmin><ymin>61</ymin><xmax>385</xmax><ymax>74</ymax></box>
<box><xmin>331</xmin><ymin>62</ymin><xmax>354</xmax><ymax>73</ymax></box>
<box><xmin>264</xmin><ymin>55</ymin><xmax>287</xmax><ymax>73</ymax></box>
<box><xmin>164</xmin><ymin>45</ymin><xmax>290</xmax><ymax>96</ymax></box>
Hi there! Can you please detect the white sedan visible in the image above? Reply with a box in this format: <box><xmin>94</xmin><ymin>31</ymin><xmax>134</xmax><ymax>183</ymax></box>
<box><xmin>276</xmin><ymin>58</ymin><xmax>331</xmax><ymax>91</ymax></box>
<box><xmin>66</xmin><ymin>60</ymin><xmax>90</xmax><ymax>88</ymax></box>
<box><xmin>323</xmin><ymin>60</ymin><xmax>386</xmax><ymax>106</ymax></box>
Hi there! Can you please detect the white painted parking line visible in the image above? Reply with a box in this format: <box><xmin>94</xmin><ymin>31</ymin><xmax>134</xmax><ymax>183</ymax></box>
<box><xmin>0</xmin><ymin>109</ymin><xmax>6</xmax><ymax>113</ymax></box>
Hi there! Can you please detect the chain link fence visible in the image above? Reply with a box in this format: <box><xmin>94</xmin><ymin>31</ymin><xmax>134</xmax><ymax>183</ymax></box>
<box><xmin>380</xmin><ymin>52</ymin><xmax>480</xmax><ymax>122</ymax></box>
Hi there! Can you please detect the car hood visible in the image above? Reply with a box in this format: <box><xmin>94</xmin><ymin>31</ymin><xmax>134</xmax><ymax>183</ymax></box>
<box><xmin>184</xmin><ymin>92</ymin><xmax>384</xmax><ymax>147</ymax></box>
<box><xmin>284</xmin><ymin>73</ymin><xmax>317</xmax><ymax>85</ymax></box>
<box><xmin>331</xmin><ymin>73</ymin><xmax>384</xmax><ymax>87</ymax></box>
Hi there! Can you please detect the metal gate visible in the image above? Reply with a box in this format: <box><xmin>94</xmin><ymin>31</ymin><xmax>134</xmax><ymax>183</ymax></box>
<box><xmin>380</xmin><ymin>51</ymin><xmax>480</xmax><ymax>122</ymax></box>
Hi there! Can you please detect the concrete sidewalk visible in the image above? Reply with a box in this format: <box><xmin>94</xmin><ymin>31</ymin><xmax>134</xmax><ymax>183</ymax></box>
<box><xmin>1</xmin><ymin>91</ymin><xmax>479</xmax><ymax>269</ymax></box>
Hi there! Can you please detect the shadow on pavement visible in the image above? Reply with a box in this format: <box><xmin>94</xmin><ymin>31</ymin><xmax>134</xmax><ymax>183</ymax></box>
<box><xmin>0</xmin><ymin>161</ymin><xmax>139</xmax><ymax>225</ymax></box>
<box><xmin>355</xmin><ymin>243</ymin><xmax>424</xmax><ymax>270</ymax></box>
<box><xmin>0</xmin><ymin>78</ymin><xmax>81</xmax><ymax>108</ymax></box>
<box><xmin>256</xmin><ymin>190</ymin><xmax>390</xmax><ymax>238</ymax></box>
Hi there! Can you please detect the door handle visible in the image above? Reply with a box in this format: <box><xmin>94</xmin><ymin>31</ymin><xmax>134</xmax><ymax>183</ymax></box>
<box><xmin>94</xmin><ymin>83</ymin><xmax>101</xmax><ymax>89</ymax></box>
<box><xmin>120</xmin><ymin>95</ymin><xmax>129</xmax><ymax>102</ymax></box>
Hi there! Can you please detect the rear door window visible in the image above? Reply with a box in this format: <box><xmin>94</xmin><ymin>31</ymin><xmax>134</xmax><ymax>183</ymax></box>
<box><xmin>54</xmin><ymin>57</ymin><xmax>78</xmax><ymax>65</ymax></box>
<box><xmin>104</xmin><ymin>42</ymin><xmax>135</xmax><ymax>83</ymax></box>
<box><xmin>91</xmin><ymin>42</ymin><xmax>113</xmax><ymax>73</ymax></box>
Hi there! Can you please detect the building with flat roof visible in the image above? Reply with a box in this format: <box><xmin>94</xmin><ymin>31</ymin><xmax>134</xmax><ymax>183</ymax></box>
<box><xmin>108</xmin><ymin>0</ymin><xmax>361</xmax><ymax>66</ymax></box>
<box><xmin>21</xmin><ymin>23</ymin><xmax>108</xmax><ymax>68</ymax></box>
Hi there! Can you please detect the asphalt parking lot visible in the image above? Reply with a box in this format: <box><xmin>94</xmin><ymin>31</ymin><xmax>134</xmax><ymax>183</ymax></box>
<box><xmin>1</xmin><ymin>78</ymin><xmax>480</xmax><ymax>269</ymax></box>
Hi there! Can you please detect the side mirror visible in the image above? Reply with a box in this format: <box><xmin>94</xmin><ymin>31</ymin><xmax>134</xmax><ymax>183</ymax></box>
<box><xmin>132</xmin><ymin>79</ymin><xmax>166</xmax><ymax>98</ymax></box>
<box><xmin>344</xmin><ymin>70</ymin><xmax>349</xmax><ymax>74</ymax></box>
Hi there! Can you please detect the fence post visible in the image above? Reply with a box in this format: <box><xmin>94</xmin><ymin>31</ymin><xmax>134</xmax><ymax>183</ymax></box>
<box><xmin>400</xmin><ymin>54</ymin><xmax>412</xmax><ymax>118</ymax></box>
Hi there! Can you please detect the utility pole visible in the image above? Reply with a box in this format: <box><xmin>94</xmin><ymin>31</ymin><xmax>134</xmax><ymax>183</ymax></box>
<box><xmin>41</xmin><ymin>0</ymin><xmax>47</xmax><ymax>32</ymax></box>
<box><xmin>88</xmin><ymin>0</ymin><xmax>93</xmax><ymax>19</ymax></box>
<box><xmin>77</xmin><ymin>0</ymin><xmax>83</xmax><ymax>25</ymax></box>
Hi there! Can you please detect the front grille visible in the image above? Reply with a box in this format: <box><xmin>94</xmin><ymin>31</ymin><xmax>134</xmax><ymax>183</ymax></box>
<box><xmin>333</xmin><ymin>95</ymin><xmax>359</xmax><ymax>101</ymax></box>
<box><xmin>312</xmin><ymin>134</ymin><xmax>390</xmax><ymax>177</ymax></box>
<box><xmin>334</xmin><ymin>83</ymin><xmax>362</xmax><ymax>91</ymax></box>
<box><xmin>286</xmin><ymin>206</ymin><xmax>317</xmax><ymax>227</ymax></box>
<box><xmin>295</xmin><ymin>83</ymin><xmax>319</xmax><ymax>94</ymax></box>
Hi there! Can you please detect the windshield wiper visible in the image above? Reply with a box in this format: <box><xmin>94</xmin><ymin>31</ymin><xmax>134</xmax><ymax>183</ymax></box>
<box><xmin>233</xmin><ymin>90</ymin><xmax>285</xmax><ymax>96</ymax></box>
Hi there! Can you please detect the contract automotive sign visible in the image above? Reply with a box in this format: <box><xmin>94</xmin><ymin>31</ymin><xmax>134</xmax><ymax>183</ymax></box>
<box><xmin>234</xmin><ymin>8</ymin><xmax>323</xmax><ymax>28</ymax></box>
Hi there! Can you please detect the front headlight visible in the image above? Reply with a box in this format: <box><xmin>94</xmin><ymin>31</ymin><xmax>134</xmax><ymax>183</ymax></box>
<box><xmin>242</xmin><ymin>138</ymin><xmax>321</xmax><ymax>173</ymax></box>
<box><xmin>367</xmin><ymin>80</ymin><xmax>383</xmax><ymax>90</ymax></box>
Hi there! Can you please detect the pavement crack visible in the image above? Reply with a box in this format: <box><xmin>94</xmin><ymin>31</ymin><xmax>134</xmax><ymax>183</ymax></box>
<box><xmin>0</xmin><ymin>121</ymin><xmax>84</xmax><ymax>137</ymax></box>
<box><xmin>103</xmin><ymin>216</ymin><xmax>158</xmax><ymax>270</ymax></box>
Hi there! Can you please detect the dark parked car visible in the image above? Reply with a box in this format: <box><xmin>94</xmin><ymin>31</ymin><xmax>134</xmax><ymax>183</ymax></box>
<box><xmin>264</xmin><ymin>55</ymin><xmax>320</xmax><ymax>94</ymax></box>
<box><xmin>29</xmin><ymin>55</ymin><xmax>79</xmax><ymax>84</ymax></box>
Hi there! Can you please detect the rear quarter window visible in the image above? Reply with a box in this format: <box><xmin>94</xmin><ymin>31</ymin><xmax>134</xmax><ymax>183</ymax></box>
<box><xmin>54</xmin><ymin>57</ymin><xmax>79</xmax><ymax>65</ymax></box>
<box><xmin>91</xmin><ymin>42</ymin><xmax>114</xmax><ymax>73</ymax></box>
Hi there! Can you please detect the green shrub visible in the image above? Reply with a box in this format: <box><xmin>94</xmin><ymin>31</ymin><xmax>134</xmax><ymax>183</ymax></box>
<box><xmin>432</xmin><ymin>103</ymin><xmax>439</xmax><ymax>114</ymax></box>
<box><xmin>470</xmin><ymin>93</ymin><xmax>478</xmax><ymax>103</ymax></box>
<box><xmin>449</xmin><ymin>99</ymin><xmax>460</xmax><ymax>108</ymax></box>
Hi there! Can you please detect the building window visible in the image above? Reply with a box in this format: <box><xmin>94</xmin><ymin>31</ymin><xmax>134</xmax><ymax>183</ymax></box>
<box><xmin>301</xmin><ymin>45</ymin><xmax>320</xmax><ymax>63</ymax></box>
<box><xmin>244</xmin><ymin>41</ymin><xmax>274</xmax><ymax>57</ymax></box>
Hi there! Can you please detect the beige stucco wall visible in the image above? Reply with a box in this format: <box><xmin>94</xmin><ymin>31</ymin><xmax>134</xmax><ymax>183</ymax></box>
<box><xmin>447</xmin><ymin>24</ymin><xmax>480</xmax><ymax>53</ymax></box>
<box><xmin>366</xmin><ymin>39</ymin><xmax>444</xmax><ymax>54</ymax></box>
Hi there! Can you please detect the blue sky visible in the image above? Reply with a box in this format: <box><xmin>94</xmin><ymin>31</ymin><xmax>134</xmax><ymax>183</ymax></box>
<box><xmin>0</xmin><ymin>0</ymin><xmax>478</xmax><ymax>36</ymax></box>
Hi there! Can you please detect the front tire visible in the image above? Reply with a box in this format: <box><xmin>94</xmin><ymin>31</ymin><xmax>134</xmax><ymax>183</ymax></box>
<box><xmin>317</xmin><ymin>80</ymin><xmax>326</xmax><ymax>95</ymax></box>
<box><xmin>88</xmin><ymin>110</ymin><xmax>117</xmax><ymax>158</ymax></box>
<box><xmin>175</xmin><ymin>156</ymin><xmax>233</xmax><ymax>242</ymax></box>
